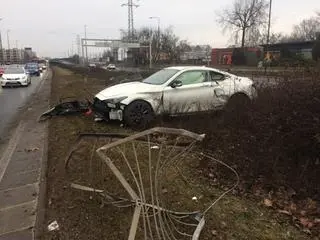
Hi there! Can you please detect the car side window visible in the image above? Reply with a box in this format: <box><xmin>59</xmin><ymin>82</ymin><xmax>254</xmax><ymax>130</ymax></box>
<box><xmin>174</xmin><ymin>70</ymin><xmax>207</xmax><ymax>86</ymax></box>
<box><xmin>209</xmin><ymin>71</ymin><xmax>225</xmax><ymax>81</ymax></box>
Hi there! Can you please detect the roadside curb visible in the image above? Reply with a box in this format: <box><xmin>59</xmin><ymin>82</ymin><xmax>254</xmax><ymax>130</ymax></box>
<box><xmin>0</xmin><ymin>69</ymin><xmax>52</xmax><ymax>240</ymax></box>
<box><xmin>34</xmin><ymin>70</ymin><xmax>51</xmax><ymax>240</ymax></box>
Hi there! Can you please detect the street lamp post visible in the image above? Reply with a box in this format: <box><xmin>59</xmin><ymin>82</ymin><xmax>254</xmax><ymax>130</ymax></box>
<box><xmin>149</xmin><ymin>31</ymin><xmax>154</xmax><ymax>69</ymax></box>
<box><xmin>7</xmin><ymin>29</ymin><xmax>10</xmax><ymax>50</ymax></box>
<box><xmin>149</xmin><ymin>16</ymin><xmax>160</xmax><ymax>36</ymax></box>
<box><xmin>84</xmin><ymin>25</ymin><xmax>88</xmax><ymax>64</ymax></box>
<box><xmin>7</xmin><ymin>30</ymin><xmax>10</xmax><ymax>63</ymax></box>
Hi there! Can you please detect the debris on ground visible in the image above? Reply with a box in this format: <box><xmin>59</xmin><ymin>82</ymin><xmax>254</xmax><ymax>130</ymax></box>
<box><xmin>47</xmin><ymin>220</ymin><xmax>59</xmax><ymax>232</ymax></box>
<box><xmin>38</xmin><ymin>100</ymin><xmax>92</xmax><ymax>121</ymax></box>
<box><xmin>25</xmin><ymin>147</ymin><xmax>39</xmax><ymax>152</ymax></box>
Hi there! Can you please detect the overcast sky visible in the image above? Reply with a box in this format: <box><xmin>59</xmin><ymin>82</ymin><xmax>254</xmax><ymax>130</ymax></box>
<box><xmin>1</xmin><ymin>0</ymin><xmax>319</xmax><ymax>57</ymax></box>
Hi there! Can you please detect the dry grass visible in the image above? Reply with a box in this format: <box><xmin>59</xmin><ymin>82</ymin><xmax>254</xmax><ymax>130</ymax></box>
<box><xmin>40</xmin><ymin>66</ymin><xmax>309</xmax><ymax>240</ymax></box>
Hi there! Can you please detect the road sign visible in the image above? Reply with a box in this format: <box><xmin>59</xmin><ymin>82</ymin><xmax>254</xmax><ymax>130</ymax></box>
<box><xmin>94</xmin><ymin>41</ymin><xmax>140</xmax><ymax>48</ymax></box>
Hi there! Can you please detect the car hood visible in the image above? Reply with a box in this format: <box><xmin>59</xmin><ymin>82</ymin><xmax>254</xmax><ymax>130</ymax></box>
<box><xmin>2</xmin><ymin>73</ymin><xmax>26</xmax><ymax>79</ymax></box>
<box><xmin>96</xmin><ymin>81</ymin><xmax>163</xmax><ymax>100</ymax></box>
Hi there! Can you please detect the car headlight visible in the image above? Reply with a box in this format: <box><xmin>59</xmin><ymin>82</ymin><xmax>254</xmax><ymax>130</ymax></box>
<box><xmin>109</xmin><ymin>96</ymin><xmax>128</xmax><ymax>103</ymax></box>
<box><xmin>105</xmin><ymin>96</ymin><xmax>128</xmax><ymax>108</ymax></box>
<box><xmin>22</xmin><ymin>76</ymin><xmax>27</xmax><ymax>80</ymax></box>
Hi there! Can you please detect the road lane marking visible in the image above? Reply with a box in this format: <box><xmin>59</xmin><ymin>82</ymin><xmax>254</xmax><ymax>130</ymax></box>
<box><xmin>0</xmin><ymin>122</ymin><xmax>25</xmax><ymax>183</ymax></box>
<box><xmin>0</xmin><ymin>200</ymin><xmax>36</xmax><ymax>211</ymax></box>
<box><xmin>0</xmin><ymin>183</ymin><xmax>37</xmax><ymax>193</ymax></box>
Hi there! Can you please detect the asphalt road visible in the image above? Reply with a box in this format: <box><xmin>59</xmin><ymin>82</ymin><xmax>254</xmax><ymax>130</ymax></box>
<box><xmin>0</xmin><ymin>73</ymin><xmax>45</xmax><ymax>138</ymax></box>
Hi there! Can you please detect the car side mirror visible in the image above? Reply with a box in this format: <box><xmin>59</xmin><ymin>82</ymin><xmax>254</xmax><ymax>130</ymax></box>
<box><xmin>171</xmin><ymin>80</ymin><xmax>182</xmax><ymax>88</ymax></box>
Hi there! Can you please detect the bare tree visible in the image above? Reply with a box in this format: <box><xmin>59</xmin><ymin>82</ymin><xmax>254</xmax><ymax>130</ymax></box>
<box><xmin>246</xmin><ymin>26</ymin><xmax>283</xmax><ymax>46</ymax></box>
<box><xmin>291</xmin><ymin>17</ymin><xmax>320</xmax><ymax>41</ymax></box>
<box><xmin>217</xmin><ymin>0</ymin><xmax>269</xmax><ymax>47</ymax></box>
<box><xmin>176</xmin><ymin>40</ymin><xmax>192</xmax><ymax>62</ymax></box>
<box><xmin>160</xmin><ymin>27</ymin><xmax>179</xmax><ymax>62</ymax></box>
<box><xmin>121</xmin><ymin>27</ymin><xmax>162</xmax><ymax>63</ymax></box>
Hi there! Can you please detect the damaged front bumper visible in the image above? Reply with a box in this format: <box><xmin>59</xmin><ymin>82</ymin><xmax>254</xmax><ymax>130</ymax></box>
<box><xmin>92</xmin><ymin>97</ymin><xmax>125</xmax><ymax>121</ymax></box>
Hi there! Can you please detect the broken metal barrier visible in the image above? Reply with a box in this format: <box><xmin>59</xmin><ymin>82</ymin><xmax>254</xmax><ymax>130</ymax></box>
<box><xmin>65</xmin><ymin>127</ymin><xmax>239</xmax><ymax>239</ymax></box>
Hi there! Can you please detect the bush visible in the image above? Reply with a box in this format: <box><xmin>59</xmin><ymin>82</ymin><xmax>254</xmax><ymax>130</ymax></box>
<box><xmin>312</xmin><ymin>39</ymin><xmax>320</xmax><ymax>61</ymax></box>
<box><xmin>161</xmin><ymin>71</ymin><xmax>320</xmax><ymax>200</ymax></box>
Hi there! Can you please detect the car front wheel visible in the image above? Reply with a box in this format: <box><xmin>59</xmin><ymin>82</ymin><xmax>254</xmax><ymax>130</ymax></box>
<box><xmin>123</xmin><ymin>100</ymin><xmax>155</xmax><ymax>129</ymax></box>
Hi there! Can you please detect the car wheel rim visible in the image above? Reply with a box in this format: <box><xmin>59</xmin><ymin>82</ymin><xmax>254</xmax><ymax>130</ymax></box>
<box><xmin>129</xmin><ymin>103</ymin><xmax>150</xmax><ymax>124</ymax></box>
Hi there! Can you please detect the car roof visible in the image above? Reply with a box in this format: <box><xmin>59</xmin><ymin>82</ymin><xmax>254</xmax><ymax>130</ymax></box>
<box><xmin>165</xmin><ymin>66</ymin><xmax>229</xmax><ymax>75</ymax></box>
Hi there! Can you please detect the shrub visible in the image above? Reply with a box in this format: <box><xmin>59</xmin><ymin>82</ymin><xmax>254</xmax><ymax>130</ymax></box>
<box><xmin>161</xmin><ymin>70</ymin><xmax>320</xmax><ymax>200</ymax></box>
<box><xmin>312</xmin><ymin>38</ymin><xmax>320</xmax><ymax>61</ymax></box>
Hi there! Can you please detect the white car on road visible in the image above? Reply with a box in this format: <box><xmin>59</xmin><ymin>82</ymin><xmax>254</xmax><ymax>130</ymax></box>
<box><xmin>92</xmin><ymin>66</ymin><xmax>257</xmax><ymax>127</ymax></box>
<box><xmin>1</xmin><ymin>67</ymin><xmax>31</xmax><ymax>87</ymax></box>
<box><xmin>106</xmin><ymin>64</ymin><xmax>116</xmax><ymax>70</ymax></box>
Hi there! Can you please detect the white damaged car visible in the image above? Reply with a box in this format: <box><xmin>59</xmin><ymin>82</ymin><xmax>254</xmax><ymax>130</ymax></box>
<box><xmin>92</xmin><ymin>66</ymin><xmax>257</xmax><ymax>127</ymax></box>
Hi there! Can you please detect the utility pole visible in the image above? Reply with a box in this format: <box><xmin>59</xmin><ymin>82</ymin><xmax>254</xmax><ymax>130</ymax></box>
<box><xmin>266</xmin><ymin>0</ymin><xmax>273</xmax><ymax>46</ymax></box>
<box><xmin>0</xmin><ymin>18</ymin><xmax>3</xmax><ymax>64</ymax></box>
<box><xmin>149</xmin><ymin>31</ymin><xmax>153</xmax><ymax>69</ymax></box>
<box><xmin>71</xmin><ymin>41</ymin><xmax>74</xmax><ymax>56</ymax></box>
<box><xmin>7</xmin><ymin>29</ymin><xmax>10</xmax><ymax>63</ymax></box>
<box><xmin>265</xmin><ymin>0</ymin><xmax>272</xmax><ymax>74</ymax></box>
<box><xmin>77</xmin><ymin>34</ymin><xmax>81</xmax><ymax>58</ymax></box>
<box><xmin>81</xmin><ymin>38</ymin><xmax>85</xmax><ymax>65</ymax></box>
<box><xmin>121</xmin><ymin>0</ymin><xmax>139</xmax><ymax>41</ymax></box>
<box><xmin>84</xmin><ymin>25</ymin><xmax>88</xmax><ymax>64</ymax></box>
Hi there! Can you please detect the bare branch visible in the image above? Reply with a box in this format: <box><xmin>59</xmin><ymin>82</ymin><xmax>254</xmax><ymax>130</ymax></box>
<box><xmin>217</xmin><ymin>0</ymin><xmax>269</xmax><ymax>47</ymax></box>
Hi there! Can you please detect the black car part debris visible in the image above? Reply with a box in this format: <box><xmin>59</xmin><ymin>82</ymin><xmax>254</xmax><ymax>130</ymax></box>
<box><xmin>38</xmin><ymin>100</ymin><xmax>92</xmax><ymax>122</ymax></box>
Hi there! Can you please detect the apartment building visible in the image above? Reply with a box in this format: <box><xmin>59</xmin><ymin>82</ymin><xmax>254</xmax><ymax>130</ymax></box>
<box><xmin>0</xmin><ymin>48</ymin><xmax>25</xmax><ymax>64</ymax></box>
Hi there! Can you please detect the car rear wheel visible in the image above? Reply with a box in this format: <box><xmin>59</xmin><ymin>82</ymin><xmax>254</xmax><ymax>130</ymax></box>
<box><xmin>123</xmin><ymin>100</ymin><xmax>155</xmax><ymax>129</ymax></box>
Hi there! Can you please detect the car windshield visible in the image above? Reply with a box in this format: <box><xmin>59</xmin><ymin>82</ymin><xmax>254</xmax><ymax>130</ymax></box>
<box><xmin>26</xmin><ymin>64</ymin><xmax>38</xmax><ymax>69</ymax></box>
<box><xmin>4</xmin><ymin>68</ymin><xmax>25</xmax><ymax>74</ymax></box>
<box><xmin>142</xmin><ymin>69</ymin><xmax>179</xmax><ymax>85</ymax></box>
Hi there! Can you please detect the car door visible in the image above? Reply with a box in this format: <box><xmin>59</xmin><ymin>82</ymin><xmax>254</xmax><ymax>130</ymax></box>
<box><xmin>162</xmin><ymin>70</ymin><xmax>215</xmax><ymax>114</ymax></box>
<box><xmin>208</xmin><ymin>70</ymin><xmax>234</xmax><ymax>109</ymax></box>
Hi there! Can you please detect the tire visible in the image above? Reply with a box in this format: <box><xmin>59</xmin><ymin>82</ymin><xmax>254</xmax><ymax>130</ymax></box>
<box><xmin>123</xmin><ymin>100</ymin><xmax>155</xmax><ymax>129</ymax></box>
<box><xmin>224</xmin><ymin>93</ymin><xmax>251</xmax><ymax>125</ymax></box>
